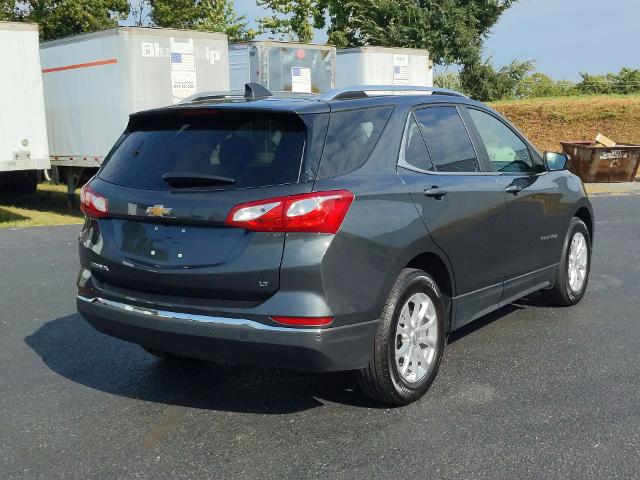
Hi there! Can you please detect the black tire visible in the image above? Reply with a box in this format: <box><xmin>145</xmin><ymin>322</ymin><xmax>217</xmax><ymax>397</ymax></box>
<box><xmin>357</xmin><ymin>268</ymin><xmax>446</xmax><ymax>406</ymax></box>
<box><xmin>543</xmin><ymin>217</ymin><xmax>591</xmax><ymax>306</ymax></box>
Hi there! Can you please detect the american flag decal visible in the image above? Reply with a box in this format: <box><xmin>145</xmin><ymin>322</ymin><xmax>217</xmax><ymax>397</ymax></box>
<box><xmin>170</xmin><ymin>52</ymin><xmax>195</xmax><ymax>72</ymax></box>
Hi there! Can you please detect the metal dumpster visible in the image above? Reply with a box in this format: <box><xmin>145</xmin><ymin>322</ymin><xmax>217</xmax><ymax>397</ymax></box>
<box><xmin>560</xmin><ymin>141</ymin><xmax>640</xmax><ymax>183</ymax></box>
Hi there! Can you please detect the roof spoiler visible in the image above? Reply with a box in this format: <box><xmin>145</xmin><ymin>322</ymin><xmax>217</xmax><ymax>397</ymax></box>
<box><xmin>244</xmin><ymin>83</ymin><xmax>273</xmax><ymax>100</ymax></box>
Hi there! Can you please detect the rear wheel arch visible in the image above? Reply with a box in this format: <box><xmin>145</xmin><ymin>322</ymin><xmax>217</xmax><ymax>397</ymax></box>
<box><xmin>405</xmin><ymin>252</ymin><xmax>454</xmax><ymax>330</ymax></box>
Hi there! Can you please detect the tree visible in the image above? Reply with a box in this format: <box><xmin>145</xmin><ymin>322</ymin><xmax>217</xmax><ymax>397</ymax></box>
<box><xmin>614</xmin><ymin>68</ymin><xmax>640</xmax><ymax>95</ymax></box>
<box><xmin>577</xmin><ymin>68</ymin><xmax>640</xmax><ymax>95</ymax></box>
<box><xmin>2</xmin><ymin>1</ymin><xmax>130</xmax><ymax>40</ymax></box>
<box><xmin>518</xmin><ymin>72</ymin><xmax>576</xmax><ymax>98</ymax></box>
<box><xmin>434</xmin><ymin>71</ymin><xmax>462</xmax><ymax>92</ymax></box>
<box><xmin>129</xmin><ymin>0</ymin><xmax>151</xmax><ymax>26</ymax></box>
<box><xmin>258</xmin><ymin>0</ymin><xmax>319</xmax><ymax>43</ymax></box>
<box><xmin>0</xmin><ymin>1</ymin><xmax>16</xmax><ymax>20</ymax></box>
<box><xmin>459</xmin><ymin>57</ymin><xmax>533</xmax><ymax>101</ymax></box>
<box><xmin>150</xmin><ymin>0</ymin><xmax>256</xmax><ymax>41</ymax></box>
<box><xmin>257</xmin><ymin>0</ymin><xmax>519</xmax><ymax>66</ymax></box>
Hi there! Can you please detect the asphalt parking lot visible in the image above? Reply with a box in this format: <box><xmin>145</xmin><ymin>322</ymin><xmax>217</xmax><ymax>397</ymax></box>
<box><xmin>2</xmin><ymin>195</ymin><xmax>640</xmax><ymax>480</ymax></box>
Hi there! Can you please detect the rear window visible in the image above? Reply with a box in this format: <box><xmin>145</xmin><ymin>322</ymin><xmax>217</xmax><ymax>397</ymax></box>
<box><xmin>99</xmin><ymin>111</ymin><xmax>307</xmax><ymax>190</ymax></box>
<box><xmin>317</xmin><ymin>106</ymin><xmax>393</xmax><ymax>178</ymax></box>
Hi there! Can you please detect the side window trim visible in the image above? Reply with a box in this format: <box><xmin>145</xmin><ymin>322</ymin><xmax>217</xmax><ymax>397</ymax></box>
<box><xmin>457</xmin><ymin>106</ymin><xmax>496</xmax><ymax>173</ymax></box>
<box><xmin>397</xmin><ymin>111</ymin><xmax>434</xmax><ymax>173</ymax></box>
<box><xmin>462</xmin><ymin>106</ymin><xmax>545</xmax><ymax>175</ymax></box>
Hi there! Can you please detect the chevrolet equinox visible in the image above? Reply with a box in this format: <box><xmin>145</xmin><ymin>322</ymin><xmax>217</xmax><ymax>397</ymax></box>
<box><xmin>77</xmin><ymin>84</ymin><xmax>593</xmax><ymax>405</ymax></box>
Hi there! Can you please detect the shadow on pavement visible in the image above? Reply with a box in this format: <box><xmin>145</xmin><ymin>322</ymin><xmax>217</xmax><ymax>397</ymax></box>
<box><xmin>25</xmin><ymin>313</ymin><xmax>382</xmax><ymax>414</ymax></box>
<box><xmin>447</xmin><ymin>303</ymin><xmax>523</xmax><ymax>344</ymax></box>
<box><xmin>26</xmin><ymin>298</ymin><xmax>538</xmax><ymax>413</ymax></box>
<box><xmin>512</xmin><ymin>290</ymin><xmax>560</xmax><ymax>308</ymax></box>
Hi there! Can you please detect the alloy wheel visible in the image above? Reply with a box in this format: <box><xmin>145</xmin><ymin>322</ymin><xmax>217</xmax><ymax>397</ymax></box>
<box><xmin>394</xmin><ymin>292</ymin><xmax>439</xmax><ymax>384</ymax></box>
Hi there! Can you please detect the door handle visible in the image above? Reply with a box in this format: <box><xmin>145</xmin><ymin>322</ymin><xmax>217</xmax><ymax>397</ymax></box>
<box><xmin>424</xmin><ymin>186</ymin><xmax>448</xmax><ymax>199</ymax></box>
<box><xmin>505</xmin><ymin>184</ymin><xmax>522</xmax><ymax>194</ymax></box>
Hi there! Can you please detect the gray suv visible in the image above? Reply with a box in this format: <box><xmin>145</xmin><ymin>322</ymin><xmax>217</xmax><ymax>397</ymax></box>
<box><xmin>77</xmin><ymin>84</ymin><xmax>593</xmax><ymax>405</ymax></box>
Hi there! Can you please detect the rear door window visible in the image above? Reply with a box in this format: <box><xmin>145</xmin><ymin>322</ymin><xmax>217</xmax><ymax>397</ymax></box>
<box><xmin>317</xmin><ymin>106</ymin><xmax>393</xmax><ymax>178</ymax></box>
<box><xmin>98</xmin><ymin>111</ymin><xmax>307</xmax><ymax>190</ymax></box>
<box><xmin>414</xmin><ymin>106</ymin><xmax>480</xmax><ymax>173</ymax></box>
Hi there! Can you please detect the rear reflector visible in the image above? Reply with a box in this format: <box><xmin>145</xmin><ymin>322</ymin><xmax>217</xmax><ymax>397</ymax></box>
<box><xmin>225</xmin><ymin>190</ymin><xmax>354</xmax><ymax>234</ymax></box>
<box><xmin>80</xmin><ymin>184</ymin><xmax>109</xmax><ymax>219</ymax></box>
<box><xmin>271</xmin><ymin>316</ymin><xmax>334</xmax><ymax>327</ymax></box>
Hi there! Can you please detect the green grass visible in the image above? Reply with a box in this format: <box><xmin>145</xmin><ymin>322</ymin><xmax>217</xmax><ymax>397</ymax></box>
<box><xmin>490</xmin><ymin>93</ymin><xmax>640</xmax><ymax>106</ymax></box>
<box><xmin>0</xmin><ymin>183</ymin><xmax>84</xmax><ymax>229</ymax></box>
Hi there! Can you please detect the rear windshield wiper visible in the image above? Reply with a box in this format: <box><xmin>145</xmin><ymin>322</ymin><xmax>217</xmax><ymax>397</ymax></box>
<box><xmin>162</xmin><ymin>172</ymin><xmax>236</xmax><ymax>188</ymax></box>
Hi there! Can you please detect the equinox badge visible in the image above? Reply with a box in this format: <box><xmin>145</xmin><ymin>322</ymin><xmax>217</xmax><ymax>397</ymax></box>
<box><xmin>146</xmin><ymin>205</ymin><xmax>172</xmax><ymax>217</ymax></box>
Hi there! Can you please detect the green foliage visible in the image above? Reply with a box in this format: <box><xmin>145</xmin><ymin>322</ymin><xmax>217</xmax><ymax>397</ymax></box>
<box><xmin>577</xmin><ymin>72</ymin><xmax>616</xmax><ymax>95</ymax></box>
<box><xmin>257</xmin><ymin>0</ymin><xmax>518</xmax><ymax>66</ymax></box>
<box><xmin>577</xmin><ymin>68</ymin><xmax>640</xmax><ymax>95</ymax></box>
<box><xmin>2</xmin><ymin>0</ymin><xmax>130</xmax><ymax>40</ymax></box>
<box><xmin>454</xmin><ymin>64</ymin><xmax>640</xmax><ymax>102</ymax></box>
<box><xmin>0</xmin><ymin>0</ymin><xmax>16</xmax><ymax>20</ymax></box>
<box><xmin>518</xmin><ymin>73</ymin><xmax>577</xmax><ymax>98</ymax></box>
<box><xmin>150</xmin><ymin>0</ymin><xmax>256</xmax><ymax>41</ymax></box>
<box><xmin>257</xmin><ymin>0</ymin><xmax>317</xmax><ymax>43</ymax></box>
<box><xmin>460</xmin><ymin>58</ymin><xmax>534</xmax><ymax>101</ymax></box>
<box><xmin>614</xmin><ymin>68</ymin><xmax>640</xmax><ymax>94</ymax></box>
<box><xmin>434</xmin><ymin>71</ymin><xmax>462</xmax><ymax>92</ymax></box>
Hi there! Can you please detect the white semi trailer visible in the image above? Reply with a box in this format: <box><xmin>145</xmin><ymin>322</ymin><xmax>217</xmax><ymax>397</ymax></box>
<box><xmin>335</xmin><ymin>46</ymin><xmax>433</xmax><ymax>88</ymax></box>
<box><xmin>0</xmin><ymin>22</ymin><xmax>50</xmax><ymax>194</ymax></box>
<box><xmin>229</xmin><ymin>41</ymin><xmax>336</xmax><ymax>93</ymax></box>
<box><xmin>40</xmin><ymin>27</ymin><xmax>230</xmax><ymax>191</ymax></box>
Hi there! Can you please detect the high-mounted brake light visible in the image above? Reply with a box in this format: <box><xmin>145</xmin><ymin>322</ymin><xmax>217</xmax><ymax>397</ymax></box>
<box><xmin>271</xmin><ymin>316</ymin><xmax>333</xmax><ymax>327</ymax></box>
<box><xmin>80</xmin><ymin>184</ymin><xmax>109</xmax><ymax>219</ymax></box>
<box><xmin>225</xmin><ymin>190</ymin><xmax>354</xmax><ymax>234</ymax></box>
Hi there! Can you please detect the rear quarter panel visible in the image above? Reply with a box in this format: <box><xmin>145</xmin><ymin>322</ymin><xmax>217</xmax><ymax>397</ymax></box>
<box><xmin>307</xmin><ymin>104</ymin><xmax>453</xmax><ymax>326</ymax></box>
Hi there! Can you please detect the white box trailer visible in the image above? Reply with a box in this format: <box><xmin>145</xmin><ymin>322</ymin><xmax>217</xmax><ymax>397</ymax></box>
<box><xmin>229</xmin><ymin>41</ymin><xmax>335</xmax><ymax>93</ymax></box>
<box><xmin>335</xmin><ymin>46</ymin><xmax>433</xmax><ymax>88</ymax></box>
<box><xmin>0</xmin><ymin>22</ymin><xmax>50</xmax><ymax>194</ymax></box>
<box><xmin>40</xmin><ymin>27</ymin><xmax>229</xmax><ymax>178</ymax></box>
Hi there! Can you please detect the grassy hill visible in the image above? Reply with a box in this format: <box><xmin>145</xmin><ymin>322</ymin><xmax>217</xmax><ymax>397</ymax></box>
<box><xmin>491</xmin><ymin>95</ymin><xmax>640</xmax><ymax>152</ymax></box>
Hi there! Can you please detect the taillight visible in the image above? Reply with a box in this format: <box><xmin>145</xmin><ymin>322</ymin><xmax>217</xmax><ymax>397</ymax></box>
<box><xmin>80</xmin><ymin>184</ymin><xmax>109</xmax><ymax>219</ymax></box>
<box><xmin>225</xmin><ymin>190</ymin><xmax>354</xmax><ymax>234</ymax></box>
<box><xmin>271</xmin><ymin>316</ymin><xmax>334</xmax><ymax>327</ymax></box>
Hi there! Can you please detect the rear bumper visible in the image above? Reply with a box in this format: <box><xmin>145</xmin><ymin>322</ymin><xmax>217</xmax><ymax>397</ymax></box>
<box><xmin>77</xmin><ymin>295</ymin><xmax>377</xmax><ymax>372</ymax></box>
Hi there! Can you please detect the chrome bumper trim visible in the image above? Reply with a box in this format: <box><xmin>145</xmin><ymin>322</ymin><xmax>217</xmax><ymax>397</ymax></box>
<box><xmin>77</xmin><ymin>295</ymin><xmax>324</xmax><ymax>333</ymax></box>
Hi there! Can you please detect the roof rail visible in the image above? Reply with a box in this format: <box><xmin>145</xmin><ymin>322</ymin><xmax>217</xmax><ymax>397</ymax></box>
<box><xmin>179</xmin><ymin>90</ymin><xmax>244</xmax><ymax>104</ymax></box>
<box><xmin>321</xmin><ymin>85</ymin><xmax>467</xmax><ymax>101</ymax></box>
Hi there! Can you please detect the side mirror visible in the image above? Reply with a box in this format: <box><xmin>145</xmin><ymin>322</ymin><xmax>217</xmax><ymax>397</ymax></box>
<box><xmin>543</xmin><ymin>151</ymin><xmax>569</xmax><ymax>171</ymax></box>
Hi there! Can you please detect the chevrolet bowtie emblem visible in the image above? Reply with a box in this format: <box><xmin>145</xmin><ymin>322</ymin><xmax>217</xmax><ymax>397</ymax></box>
<box><xmin>146</xmin><ymin>205</ymin><xmax>172</xmax><ymax>217</ymax></box>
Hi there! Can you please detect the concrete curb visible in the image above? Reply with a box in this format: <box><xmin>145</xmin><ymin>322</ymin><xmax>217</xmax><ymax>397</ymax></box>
<box><xmin>585</xmin><ymin>182</ymin><xmax>640</xmax><ymax>196</ymax></box>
